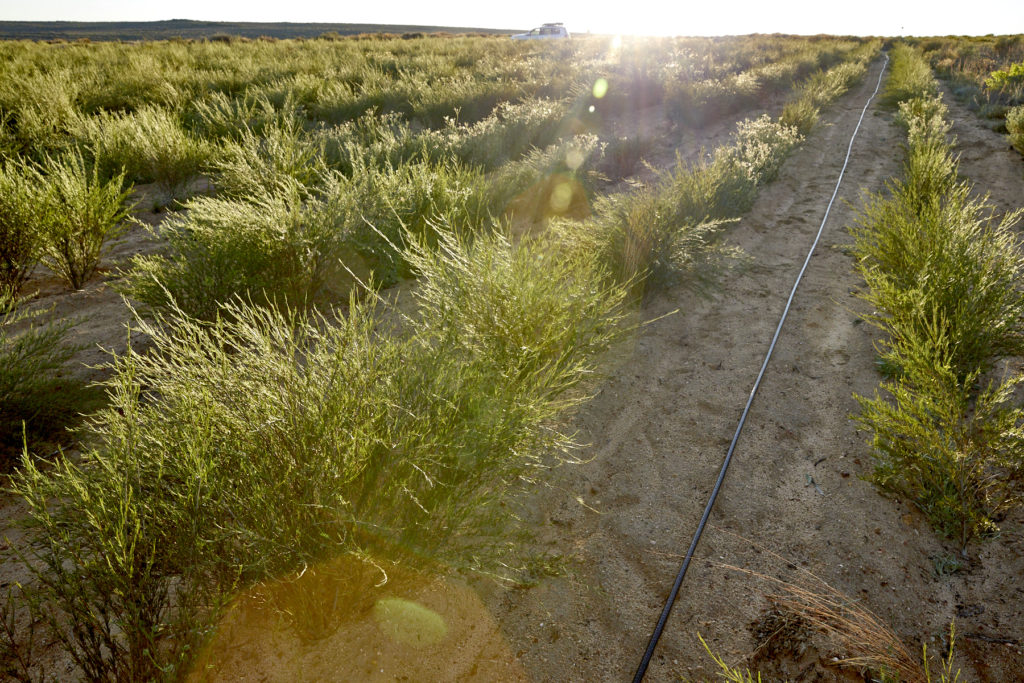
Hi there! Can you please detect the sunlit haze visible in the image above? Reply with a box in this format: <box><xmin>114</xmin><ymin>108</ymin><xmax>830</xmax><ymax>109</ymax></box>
<box><xmin>2</xmin><ymin>0</ymin><xmax>1023</xmax><ymax>36</ymax></box>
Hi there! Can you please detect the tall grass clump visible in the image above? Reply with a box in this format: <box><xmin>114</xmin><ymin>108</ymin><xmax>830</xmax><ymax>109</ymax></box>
<box><xmin>209</xmin><ymin>117</ymin><xmax>326</xmax><ymax>198</ymax></box>
<box><xmin>554</xmin><ymin>187</ymin><xmax>729</xmax><ymax>294</ymax></box>
<box><xmin>488</xmin><ymin>134</ymin><xmax>606</xmax><ymax>225</ymax></box>
<box><xmin>0</xmin><ymin>160</ymin><xmax>44</xmax><ymax>298</ymax></box>
<box><xmin>782</xmin><ymin>58</ymin><xmax>870</xmax><ymax>134</ymax></box>
<box><xmin>5</xmin><ymin>227</ymin><xmax>627</xmax><ymax>680</ymax></box>
<box><xmin>703</xmin><ymin>565</ymin><xmax>961</xmax><ymax>682</ymax></box>
<box><xmin>347</xmin><ymin>158</ymin><xmax>494</xmax><ymax>283</ymax></box>
<box><xmin>37</xmin><ymin>151</ymin><xmax>133</xmax><ymax>290</ymax></box>
<box><xmin>556</xmin><ymin>113</ymin><xmax>800</xmax><ymax>297</ymax></box>
<box><xmin>661</xmin><ymin>115</ymin><xmax>801</xmax><ymax>226</ymax></box>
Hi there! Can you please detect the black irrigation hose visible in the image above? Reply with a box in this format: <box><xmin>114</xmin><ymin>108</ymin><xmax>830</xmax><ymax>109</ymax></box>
<box><xmin>631</xmin><ymin>52</ymin><xmax>890</xmax><ymax>683</ymax></box>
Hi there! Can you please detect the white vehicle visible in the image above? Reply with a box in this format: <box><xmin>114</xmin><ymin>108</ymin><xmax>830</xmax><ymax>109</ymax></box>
<box><xmin>511</xmin><ymin>23</ymin><xmax>570</xmax><ymax>40</ymax></box>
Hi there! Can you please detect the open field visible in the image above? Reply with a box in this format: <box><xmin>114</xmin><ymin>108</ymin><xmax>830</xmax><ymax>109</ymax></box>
<box><xmin>1</xmin><ymin>33</ymin><xmax>1024</xmax><ymax>681</ymax></box>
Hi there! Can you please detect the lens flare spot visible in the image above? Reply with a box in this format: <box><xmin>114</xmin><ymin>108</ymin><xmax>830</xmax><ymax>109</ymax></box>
<box><xmin>550</xmin><ymin>182</ymin><xmax>574</xmax><ymax>214</ymax></box>
<box><xmin>373</xmin><ymin>597</ymin><xmax>448</xmax><ymax>648</ymax></box>
<box><xmin>611</xmin><ymin>35</ymin><xmax>623</xmax><ymax>50</ymax></box>
<box><xmin>588</xmin><ymin>105</ymin><xmax>595</xmax><ymax>113</ymax></box>
<box><xmin>592</xmin><ymin>78</ymin><xmax>609</xmax><ymax>99</ymax></box>
<box><xmin>566</xmin><ymin>148</ymin><xmax>585</xmax><ymax>171</ymax></box>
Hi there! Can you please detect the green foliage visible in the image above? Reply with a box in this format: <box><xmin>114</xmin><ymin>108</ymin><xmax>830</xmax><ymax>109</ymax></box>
<box><xmin>556</xmin><ymin>187</ymin><xmax>729</xmax><ymax>294</ymax></box>
<box><xmin>782</xmin><ymin>58</ymin><xmax>869</xmax><ymax>134</ymax></box>
<box><xmin>984</xmin><ymin>62</ymin><xmax>1024</xmax><ymax>91</ymax></box>
<box><xmin>856</xmin><ymin>340</ymin><xmax>1024</xmax><ymax>550</ymax></box>
<box><xmin>698</xmin><ymin>633</ymin><xmax>764</xmax><ymax>682</ymax></box>
<box><xmin>0</xmin><ymin>160</ymin><xmax>44</xmax><ymax>297</ymax></box>
<box><xmin>850</xmin><ymin>112</ymin><xmax>1024</xmax><ymax>379</ymax></box>
<box><xmin>728</xmin><ymin>114</ymin><xmax>803</xmax><ymax>184</ymax></box>
<box><xmin>209</xmin><ymin>116</ymin><xmax>326</xmax><ymax>198</ymax></box>
<box><xmin>348</xmin><ymin>157</ymin><xmax>494</xmax><ymax>283</ymax></box>
<box><xmin>0</xmin><ymin>293</ymin><xmax>85</xmax><ymax>457</ymax></box>
<box><xmin>660</xmin><ymin>115</ymin><xmax>801</xmax><ymax>227</ymax></box>
<box><xmin>1006</xmin><ymin>104</ymin><xmax>1024</xmax><ymax>153</ymax></box>
<box><xmin>123</xmin><ymin>177</ymin><xmax>351</xmax><ymax>320</ymax></box>
<box><xmin>882</xmin><ymin>44</ymin><xmax>938</xmax><ymax>107</ymax></box>
<box><xmin>73</xmin><ymin>105</ymin><xmax>212</xmax><ymax>198</ymax></box>
<box><xmin>7</xmin><ymin>227</ymin><xmax>628</xmax><ymax>679</ymax></box>
<box><xmin>851</xmin><ymin>82</ymin><xmax>1024</xmax><ymax>552</ymax></box>
<box><xmin>37</xmin><ymin>151</ymin><xmax>133</xmax><ymax>290</ymax></box>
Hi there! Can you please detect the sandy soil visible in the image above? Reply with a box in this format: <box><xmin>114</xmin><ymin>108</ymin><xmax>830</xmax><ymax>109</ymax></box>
<box><xmin>4</xmin><ymin>57</ymin><xmax>1024</xmax><ymax>681</ymax></box>
<box><xmin>483</xmin><ymin>58</ymin><xmax>1024</xmax><ymax>681</ymax></box>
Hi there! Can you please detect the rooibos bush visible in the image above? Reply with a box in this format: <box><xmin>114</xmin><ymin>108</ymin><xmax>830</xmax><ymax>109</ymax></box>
<box><xmin>0</xmin><ymin>292</ymin><xmax>85</xmax><ymax>456</ymax></box>
<box><xmin>123</xmin><ymin>177</ymin><xmax>352</xmax><ymax>320</ymax></box>
<box><xmin>0</xmin><ymin>160</ymin><xmax>44</xmax><ymax>298</ymax></box>
<box><xmin>6</xmin><ymin>224</ymin><xmax>628</xmax><ymax>679</ymax></box>
<box><xmin>37</xmin><ymin>150</ymin><xmax>132</xmax><ymax>290</ymax></box>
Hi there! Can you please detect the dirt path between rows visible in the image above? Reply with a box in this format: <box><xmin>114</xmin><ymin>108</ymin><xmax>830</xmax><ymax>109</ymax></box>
<box><xmin>485</xmin><ymin>57</ymin><xmax>1024</xmax><ymax>681</ymax></box>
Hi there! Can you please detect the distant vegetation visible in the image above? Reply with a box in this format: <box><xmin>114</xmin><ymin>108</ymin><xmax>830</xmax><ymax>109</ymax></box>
<box><xmin>0</xmin><ymin>19</ymin><xmax>516</xmax><ymax>42</ymax></box>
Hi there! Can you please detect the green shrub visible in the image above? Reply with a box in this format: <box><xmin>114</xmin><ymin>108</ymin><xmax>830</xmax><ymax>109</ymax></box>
<box><xmin>447</xmin><ymin>98</ymin><xmax>568</xmax><ymax>169</ymax></box>
<box><xmin>856</xmin><ymin>331</ymin><xmax>1024</xmax><ymax>550</ymax></box>
<box><xmin>37</xmin><ymin>151</ymin><xmax>133</xmax><ymax>290</ymax></box>
<box><xmin>6</xmin><ymin>226</ymin><xmax>627</xmax><ymax>680</ymax></box>
<box><xmin>74</xmin><ymin>105</ymin><xmax>211</xmax><ymax>198</ymax></box>
<box><xmin>782</xmin><ymin>59</ymin><xmax>869</xmax><ymax>134</ymax></box>
<box><xmin>348</xmin><ymin>157</ymin><xmax>494</xmax><ymax>283</ymax></box>
<box><xmin>555</xmin><ymin>187</ymin><xmax>729</xmax><ymax>294</ymax></box>
<box><xmin>0</xmin><ymin>160</ymin><xmax>44</xmax><ymax>298</ymax></box>
<box><xmin>188</xmin><ymin>91</ymin><xmax>301</xmax><ymax>142</ymax></box>
<box><xmin>123</xmin><ymin>177</ymin><xmax>351</xmax><ymax>320</ymax></box>
<box><xmin>729</xmin><ymin>114</ymin><xmax>802</xmax><ymax>184</ymax></box>
<box><xmin>984</xmin><ymin>62</ymin><xmax>1024</xmax><ymax>91</ymax></box>
<box><xmin>882</xmin><ymin>44</ymin><xmax>938</xmax><ymax>107</ymax></box>
<box><xmin>209</xmin><ymin>117</ymin><xmax>326</xmax><ymax>198</ymax></box>
<box><xmin>0</xmin><ymin>293</ymin><xmax>85</xmax><ymax>458</ymax></box>
<box><xmin>850</xmin><ymin>166</ymin><xmax>1024</xmax><ymax>380</ymax></box>
<box><xmin>1006</xmin><ymin>104</ymin><xmax>1024</xmax><ymax>153</ymax></box>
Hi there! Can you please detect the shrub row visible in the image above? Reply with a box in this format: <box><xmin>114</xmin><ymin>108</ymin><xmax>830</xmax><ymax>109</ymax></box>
<box><xmin>562</xmin><ymin>46</ymin><xmax>878</xmax><ymax>295</ymax></box>
<box><xmin>850</xmin><ymin>48</ymin><xmax>1024</xmax><ymax>550</ymax></box>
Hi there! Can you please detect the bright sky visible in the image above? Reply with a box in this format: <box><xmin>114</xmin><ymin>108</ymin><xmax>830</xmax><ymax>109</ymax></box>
<box><xmin>1</xmin><ymin>0</ymin><xmax>1022</xmax><ymax>37</ymax></box>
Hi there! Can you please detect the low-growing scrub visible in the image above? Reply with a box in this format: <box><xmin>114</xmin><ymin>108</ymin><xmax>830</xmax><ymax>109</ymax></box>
<box><xmin>36</xmin><ymin>151</ymin><xmax>133</xmax><ymax>290</ymax></box>
<box><xmin>0</xmin><ymin>160</ymin><xmax>44</xmax><ymax>298</ymax></box>
<box><xmin>1006</xmin><ymin>104</ymin><xmax>1024</xmax><ymax>153</ymax></box>
<box><xmin>856</xmin><ymin>335</ymin><xmax>1024</xmax><ymax>550</ymax></box>
<box><xmin>881</xmin><ymin>44</ymin><xmax>938</xmax><ymax>107</ymax></box>
<box><xmin>851</xmin><ymin>81</ymin><xmax>1024</xmax><ymax>552</ymax></box>
<box><xmin>210</xmin><ymin>116</ymin><xmax>327</xmax><ymax>198</ymax></box>
<box><xmin>851</xmin><ymin>104</ymin><xmax>1024</xmax><ymax>379</ymax></box>
<box><xmin>73</xmin><ymin>105</ymin><xmax>212</xmax><ymax>198</ymax></box>
<box><xmin>0</xmin><ymin>293</ymin><xmax>86</xmax><ymax>459</ymax></box>
<box><xmin>5</xmin><ymin>227</ymin><xmax>628</xmax><ymax>680</ymax></box>
<box><xmin>123</xmin><ymin>177</ymin><xmax>351</xmax><ymax>320</ymax></box>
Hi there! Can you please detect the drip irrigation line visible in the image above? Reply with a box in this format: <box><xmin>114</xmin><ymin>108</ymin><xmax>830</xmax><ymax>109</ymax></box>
<box><xmin>631</xmin><ymin>52</ymin><xmax>890</xmax><ymax>683</ymax></box>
